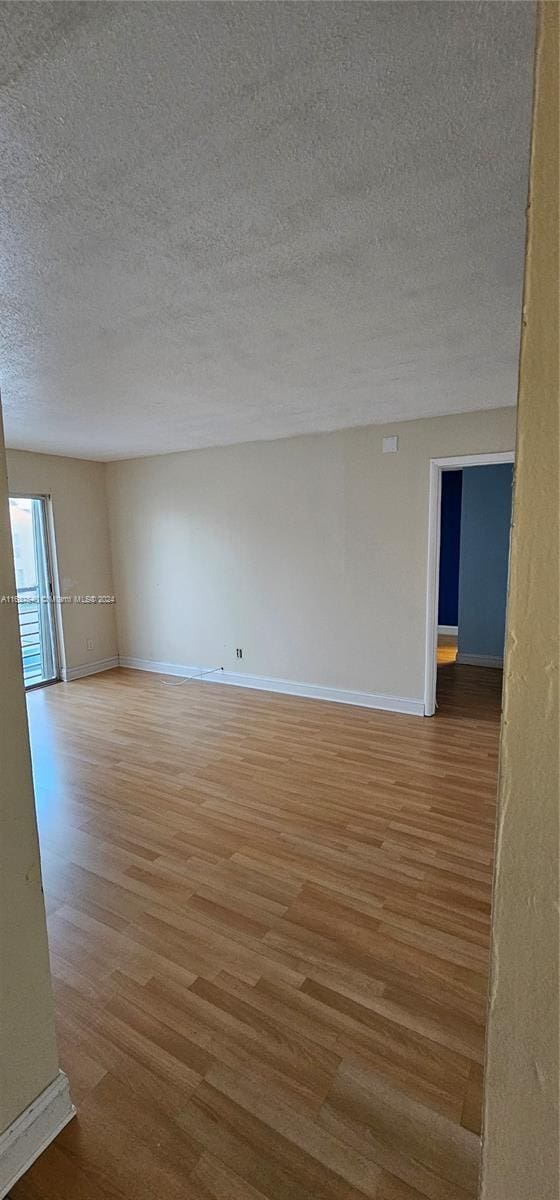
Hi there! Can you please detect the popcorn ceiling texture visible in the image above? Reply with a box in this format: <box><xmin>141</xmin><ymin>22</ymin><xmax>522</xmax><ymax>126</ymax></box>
<box><xmin>0</xmin><ymin>1</ymin><xmax>535</xmax><ymax>460</ymax></box>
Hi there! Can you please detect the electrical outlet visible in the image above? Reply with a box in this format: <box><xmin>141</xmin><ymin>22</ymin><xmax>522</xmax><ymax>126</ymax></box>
<box><xmin>86</xmin><ymin>639</ymin><xmax>94</xmax><ymax>652</ymax></box>
<box><xmin>236</xmin><ymin>648</ymin><xmax>243</xmax><ymax>659</ymax></box>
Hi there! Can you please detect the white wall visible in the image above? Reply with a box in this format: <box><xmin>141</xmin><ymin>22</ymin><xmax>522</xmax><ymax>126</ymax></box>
<box><xmin>106</xmin><ymin>406</ymin><xmax>516</xmax><ymax>706</ymax></box>
<box><xmin>6</xmin><ymin>450</ymin><xmax>117</xmax><ymax>676</ymax></box>
<box><xmin>481</xmin><ymin>4</ymin><xmax>559</xmax><ymax>1194</ymax></box>
<box><xmin>0</xmin><ymin>419</ymin><xmax>60</xmax><ymax>1136</ymax></box>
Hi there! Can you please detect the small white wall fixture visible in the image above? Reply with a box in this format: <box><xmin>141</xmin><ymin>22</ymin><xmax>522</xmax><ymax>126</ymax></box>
<box><xmin>424</xmin><ymin>450</ymin><xmax>515</xmax><ymax>717</ymax></box>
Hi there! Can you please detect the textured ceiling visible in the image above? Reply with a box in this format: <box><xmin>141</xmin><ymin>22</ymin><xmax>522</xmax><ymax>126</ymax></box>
<box><xmin>0</xmin><ymin>1</ymin><xmax>535</xmax><ymax>460</ymax></box>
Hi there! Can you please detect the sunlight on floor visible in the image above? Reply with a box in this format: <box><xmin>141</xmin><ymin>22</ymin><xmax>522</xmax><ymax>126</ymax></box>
<box><xmin>437</xmin><ymin>633</ymin><xmax>458</xmax><ymax>665</ymax></box>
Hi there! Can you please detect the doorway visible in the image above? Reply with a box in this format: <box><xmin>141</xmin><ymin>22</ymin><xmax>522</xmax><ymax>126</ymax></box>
<box><xmin>8</xmin><ymin>495</ymin><xmax>60</xmax><ymax>689</ymax></box>
<box><xmin>424</xmin><ymin>451</ymin><xmax>515</xmax><ymax>716</ymax></box>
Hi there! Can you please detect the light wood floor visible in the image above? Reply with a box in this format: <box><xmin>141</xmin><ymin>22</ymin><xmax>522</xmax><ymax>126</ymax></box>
<box><xmin>437</xmin><ymin>635</ymin><xmax>458</xmax><ymax>666</ymax></box>
<box><xmin>12</xmin><ymin>663</ymin><xmax>503</xmax><ymax>1200</ymax></box>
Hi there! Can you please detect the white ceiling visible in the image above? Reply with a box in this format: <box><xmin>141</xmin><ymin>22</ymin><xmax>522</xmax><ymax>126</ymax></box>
<box><xmin>0</xmin><ymin>1</ymin><xmax>535</xmax><ymax>461</ymax></box>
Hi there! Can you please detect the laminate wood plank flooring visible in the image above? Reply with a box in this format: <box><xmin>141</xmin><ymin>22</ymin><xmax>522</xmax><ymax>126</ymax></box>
<box><xmin>11</xmin><ymin>662</ymin><xmax>503</xmax><ymax>1199</ymax></box>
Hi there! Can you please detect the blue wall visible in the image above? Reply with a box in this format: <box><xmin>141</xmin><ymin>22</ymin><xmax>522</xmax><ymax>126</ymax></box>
<box><xmin>457</xmin><ymin>464</ymin><xmax>513</xmax><ymax>661</ymax></box>
<box><xmin>438</xmin><ymin>470</ymin><xmax>463</xmax><ymax>627</ymax></box>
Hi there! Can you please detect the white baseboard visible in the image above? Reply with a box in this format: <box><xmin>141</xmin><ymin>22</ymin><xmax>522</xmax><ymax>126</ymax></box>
<box><xmin>62</xmin><ymin>656</ymin><xmax>119</xmax><ymax>682</ymax></box>
<box><xmin>118</xmin><ymin>657</ymin><xmax>425</xmax><ymax>716</ymax></box>
<box><xmin>438</xmin><ymin>625</ymin><xmax>458</xmax><ymax>636</ymax></box>
<box><xmin>0</xmin><ymin>1071</ymin><xmax>75</xmax><ymax>1198</ymax></box>
<box><xmin>456</xmin><ymin>653</ymin><xmax>503</xmax><ymax>668</ymax></box>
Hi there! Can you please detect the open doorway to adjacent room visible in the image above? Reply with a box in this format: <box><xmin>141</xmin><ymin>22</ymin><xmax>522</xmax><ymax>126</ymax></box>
<box><xmin>424</xmin><ymin>452</ymin><xmax>515</xmax><ymax>718</ymax></box>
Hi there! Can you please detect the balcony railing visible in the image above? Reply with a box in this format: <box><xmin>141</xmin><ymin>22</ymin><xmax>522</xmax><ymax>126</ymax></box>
<box><xmin>17</xmin><ymin>585</ymin><xmax>44</xmax><ymax>686</ymax></box>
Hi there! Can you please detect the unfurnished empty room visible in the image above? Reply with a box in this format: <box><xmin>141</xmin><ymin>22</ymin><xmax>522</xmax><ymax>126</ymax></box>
<box><xmin>0</xmin><ymin>4</ymin><xmax>558</xmax><ymax>1200</ymax></box>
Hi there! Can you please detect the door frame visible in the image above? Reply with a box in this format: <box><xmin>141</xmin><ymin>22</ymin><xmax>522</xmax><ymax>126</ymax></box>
<box><xmin>9</xmin><ymin>492</ymin><xmax>63</xmax><ymax>689</ymax></box>
<box><xmin>423</xmin><ymin>450</ymin><xmax>515</xmax><ymax>717</ymax></box>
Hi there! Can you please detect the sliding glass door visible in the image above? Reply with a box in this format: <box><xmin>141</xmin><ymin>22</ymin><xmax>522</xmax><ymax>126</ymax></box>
<box><xmin>9</xmin><ymin>496</ymin><xmax>60</xmax><ymax>688</ymax></box>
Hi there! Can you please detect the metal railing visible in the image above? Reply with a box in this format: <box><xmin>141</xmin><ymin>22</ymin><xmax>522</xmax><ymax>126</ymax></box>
<box><xmin>17</xmin><ymin>585</ymin><xmax>44</xmax><ymax>686</ymax></box>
